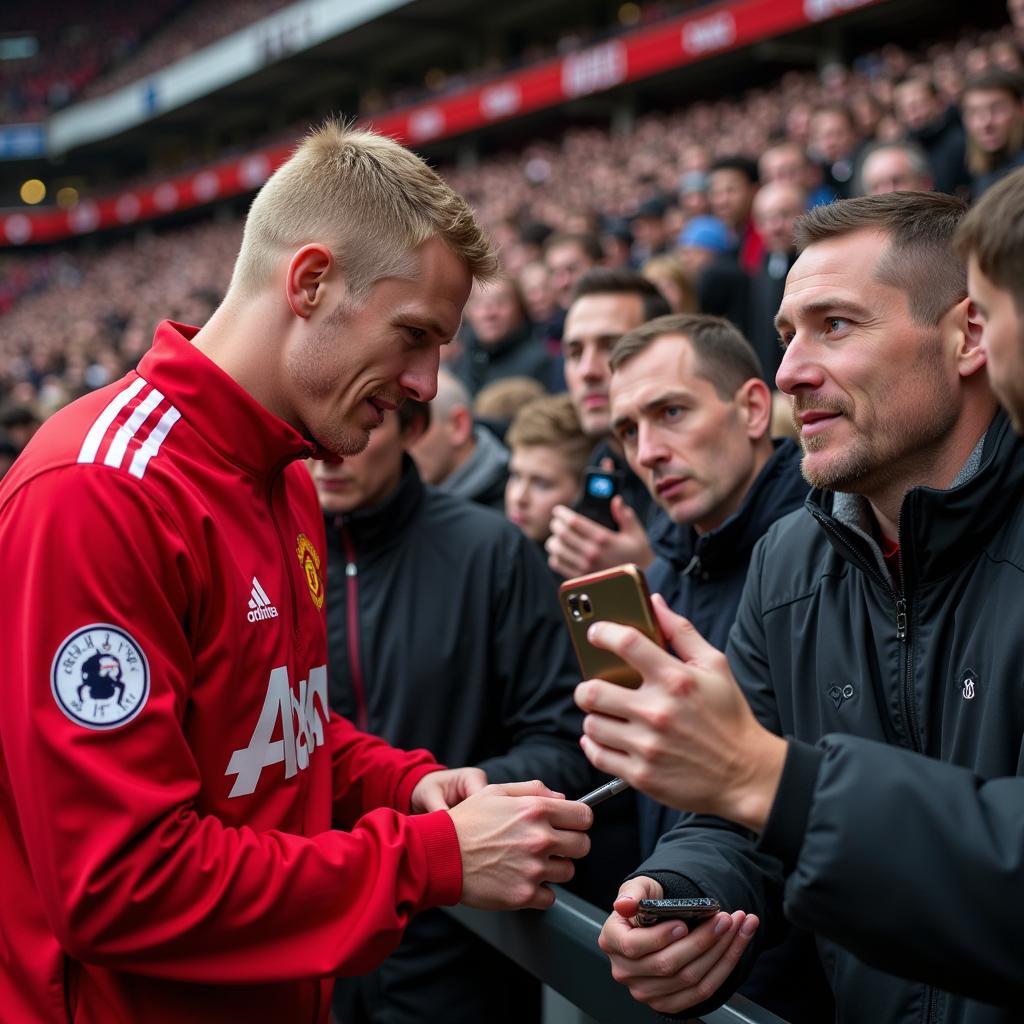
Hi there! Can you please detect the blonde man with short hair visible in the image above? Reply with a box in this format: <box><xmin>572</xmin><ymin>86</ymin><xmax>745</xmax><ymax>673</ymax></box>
<box><xmin>0</xmin><ymin>120</ymin><xmax>593</xmax><ymax>1024</ymax></box>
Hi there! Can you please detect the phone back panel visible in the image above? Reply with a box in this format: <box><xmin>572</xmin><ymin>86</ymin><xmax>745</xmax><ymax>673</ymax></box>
<box><xmin>559</xmin><ymin>564</ymin><xmax>663</xmax><ymax>688</ymax></box>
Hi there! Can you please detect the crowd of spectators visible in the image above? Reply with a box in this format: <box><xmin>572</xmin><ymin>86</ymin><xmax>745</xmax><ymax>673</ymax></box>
<box><xmin>4</xmin><ymin>16</ymin><xmax>1024</xmax><ymax>470</ymax></box>
<box><xmin>0</xmin><ymin>0</ymin><xmax>181</xmax><ymax>122</ymax></box>
<box><xmin>1</xmin><ymin>0</ymin><xmax>704</xmax><ymax>124</ymax></box>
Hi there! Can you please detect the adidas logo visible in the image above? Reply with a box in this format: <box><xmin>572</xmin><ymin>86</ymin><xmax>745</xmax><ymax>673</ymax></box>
<box><xmin>247</xmin><ymin>577</ymin><xmax>279</xmax><ymax>622</ymax></box>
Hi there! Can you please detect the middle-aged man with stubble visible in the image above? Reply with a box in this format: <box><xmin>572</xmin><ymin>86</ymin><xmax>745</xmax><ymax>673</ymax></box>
<box><xmin>575</xmin><ymin>191</ymin><xmax>1024</xmax><ymax>1022</ymax></box>
<box><xmin>545</xmin><ymin>268</ymin><xmax>670</xmax><ymax>579</ymax></box>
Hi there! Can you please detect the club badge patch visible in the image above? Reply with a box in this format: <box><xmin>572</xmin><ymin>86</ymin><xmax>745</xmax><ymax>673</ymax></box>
<box><xmin>296</xmin><ymin>533</ymin><xmax>324</xmax><ymax>609</ymax></box>
<box><xmin>50</xmin><ymin>625</ymin><xmax>150</xmax><ymax>730</ymax></box>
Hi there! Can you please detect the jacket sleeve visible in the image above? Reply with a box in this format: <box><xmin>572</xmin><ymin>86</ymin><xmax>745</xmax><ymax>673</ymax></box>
<box><xmin>328</xmin><ymin>713</ymin><xmax>445</xmax><ymax>825</ymax></box>
<box><xmin>760</xmin><ymin>733</ymin><xmax>1024</xmax><ymax>1003</ymax></box>
<box><xmin>473</xmin><ymin>531</ymin><xmax>597</xmax><ymax>795</ymax></box>
<box><xmin>631</xmin><ymin>540</ymin><xmax>790</xmax><ymax>1014</ymax></box>
<box><xmin>0</xmin><ymin>467</ymin><xmax>462</xmax><ymax>984</ymax></box>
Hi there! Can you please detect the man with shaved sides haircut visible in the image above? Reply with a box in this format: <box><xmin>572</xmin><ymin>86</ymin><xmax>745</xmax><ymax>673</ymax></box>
<box><xmin>580</xmin><ymin>191</ymin><xmax>1024</xmax><ymax>1023</ymax></box>
<box><xmin>0</xmin><ymin>121</ymin><xmax>592</xmax><ymax>1024</ymax></box>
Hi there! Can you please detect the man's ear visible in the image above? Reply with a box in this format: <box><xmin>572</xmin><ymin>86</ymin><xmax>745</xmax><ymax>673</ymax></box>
<box><xmin>286</xmin><ymin>244</ymin><xmax>334</xmax><ymax>318</ymax></box>
<box><xmin>449</xmin><ymin>405</ymin><xmax>475</xmax><ymax>446</ymax></box>
<box><xmin>948</xmin><ymin>296</ymin><xmax>987</xmax><ymax>380</ymax></box>
<box><xmin>735</xmin><ymin>377</ymin><xmax>773</xmax><ymax>440</ymax></box>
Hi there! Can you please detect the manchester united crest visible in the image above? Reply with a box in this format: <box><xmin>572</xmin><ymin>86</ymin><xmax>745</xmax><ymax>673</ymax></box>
<box><xmin>51</xmin><ymin>624</ymin><xmax>150</xmax><ymax>730</ymax></box>
<box><xmin>296</xmin><ymin>533</ymin><xmax>324</xmax><ymax>609</ymax></box>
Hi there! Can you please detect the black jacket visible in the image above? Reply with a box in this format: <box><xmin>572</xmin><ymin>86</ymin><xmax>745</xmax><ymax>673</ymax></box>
<box><xmin>907</xmin><ymin>103</ymin><xmax>969</xmax><ymax>196</ymax></box>
<box><xmin>644</xmin><ymin>412</ymin><xmax>1024</xmax><ymax>1022</ymax></box>
<box><xmin>453</xmin><ymin>321</ymin><xmax>552</xmax><ymax>397</ymax></box>
<box><xmin>747</xmin><ymin>251</ymin><xmax>796</xmax><ymax>387</ymax></box>
<box><xmin>326</xmin><ymin>457</ymin><xmax>596</xmax><ymax>1024</ymax></box>
<box><xmin>325</xmin><ymin>455</ymin><xmax>591</xmax><ymax>789</ymax></box>
<box><xmin>638</xmin><ymin>439</ymin><xmax>807</xmax><ymax>853</ymax></box>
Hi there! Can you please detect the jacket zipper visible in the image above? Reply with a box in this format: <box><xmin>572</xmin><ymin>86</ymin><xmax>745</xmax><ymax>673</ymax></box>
<box><xmin>815</xmin><ymin>510</ymin><xmax>936</xmax><ymax>1018</ymax></box>
<box><xmin>266</xmin><ymin>463</ymin><xmax>300</xmax><ymax>639</ymax></box>
<box><xmin>811</xmin><ymin>510</ymin><xmax>922</xmax><ymax>741</ymax></box>
<box><xmin>338</xmin><ymin>524</ymin><xmax>368</xmax><ymax>731</ymax></box>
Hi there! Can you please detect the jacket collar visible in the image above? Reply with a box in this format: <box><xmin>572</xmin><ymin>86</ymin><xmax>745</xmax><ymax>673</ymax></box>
<box><xmin>331</xmin><ymin>455</ymin><xmax>425</xmax><ymax>550</ymax></box>
<box><xmin>649</xmin><ymin>439</ymin><xmax>807</xmax><ymax>577</ymax></box>
<box><xmin>137</xmin><ymin>321</ymin><xmax>315</xmax><ymax>479</ymax></box>
<box><xmin>808</xmin><ymin>410</ymin><xmax>1024</xmax><ymax>585</ymax></box>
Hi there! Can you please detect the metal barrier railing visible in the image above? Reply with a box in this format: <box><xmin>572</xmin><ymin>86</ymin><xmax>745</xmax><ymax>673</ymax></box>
<box><xmin>446</xmin><ymin>887</ymin><xmax>789</xmax><ymax>1024</ymax></box>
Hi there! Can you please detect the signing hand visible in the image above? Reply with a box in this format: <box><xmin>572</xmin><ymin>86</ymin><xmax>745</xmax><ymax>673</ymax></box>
<box><xmin>546</xmin><ymin>497</ymin><xmax>653</xmax><ymax>579</ymax></box>
<box><xmin>449</xmin><ymin>780</ymin><xmax>592</xmax><ymax>910</ymax></box>
<box><xmin>410</xmin><ymin>767</ymin><xmax>488</xmax><ymax>812</ymax></box>
<box><xmin>574</xmin><ymin>594</ymin><xmax>787</xmax><ymax>831</ymax></box>
<box><xmin>600</xmin><ymin>876</ymin><xmax>759</xmax><ymax>1015</ymax></box>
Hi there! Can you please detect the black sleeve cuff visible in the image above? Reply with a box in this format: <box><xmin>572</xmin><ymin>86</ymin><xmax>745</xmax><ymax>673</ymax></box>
<box><xmin>757</xmin><ymin>739</ymin><xmax>824</xmax><ymax>872</ymax></box>
<box><xmin>625</xmin><ymin>869</ymin><xmax>704</xmax><ymax>899</ymax></box>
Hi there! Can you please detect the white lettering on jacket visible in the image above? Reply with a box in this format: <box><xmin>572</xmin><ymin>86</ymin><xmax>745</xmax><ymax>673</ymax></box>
<box><xmin>225</xmin><ymin>665</ymin><xmax>329</xmax><ymax>798</ymax></box>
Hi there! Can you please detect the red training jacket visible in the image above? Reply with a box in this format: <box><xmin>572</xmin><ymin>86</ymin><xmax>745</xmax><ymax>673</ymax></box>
<box><xmin>0</xmin><ymin>322</ymin><xmax>463</xmax><ymax>1023</ymax></box>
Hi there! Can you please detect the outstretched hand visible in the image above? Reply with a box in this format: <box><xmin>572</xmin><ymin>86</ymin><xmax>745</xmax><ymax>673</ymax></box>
<box><xmin>546</xmin><ymin>496</ymin><xmax>653</xmax><ymax>579</ymax></box>
<box><xmin>574</xmin><ymin>594</ymin><xmax>787</xmax><ymax>831</ymax></box>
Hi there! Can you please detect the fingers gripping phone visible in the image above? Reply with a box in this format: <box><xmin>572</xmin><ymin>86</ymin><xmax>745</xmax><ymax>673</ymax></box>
<box><xmin>574</xmin><ymin>467</ymin><xmax>624</xmax><ymax>531</ymax></box>
<box><xmin>632</xmin><ymin>898</ymin><xmax>721</xmax><ymax>928</ymax></box>
<box><xmin>559</xmin><ymin>563</ymin><xmax>665</xmax><ymax>689</ymax></box>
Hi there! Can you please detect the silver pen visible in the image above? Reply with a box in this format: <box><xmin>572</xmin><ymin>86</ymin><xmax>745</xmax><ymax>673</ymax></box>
<box><xmin>578</xmin><ymin>777</ymin><xmax>630</xmax><ymax>807</ymax></box>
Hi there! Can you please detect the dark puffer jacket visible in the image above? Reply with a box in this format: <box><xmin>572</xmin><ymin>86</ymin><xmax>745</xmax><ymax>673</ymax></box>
<box><xmin>645</xmin><ymin>412</ymin><xmax>1024</xmax><ymax>1022</ymax></box>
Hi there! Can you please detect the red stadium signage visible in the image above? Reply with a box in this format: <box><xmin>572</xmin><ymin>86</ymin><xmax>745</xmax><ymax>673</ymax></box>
<box><xmin>1</xmin><ymin>0</ymin><xmax>883</xmax><ymax>247</ymax></box>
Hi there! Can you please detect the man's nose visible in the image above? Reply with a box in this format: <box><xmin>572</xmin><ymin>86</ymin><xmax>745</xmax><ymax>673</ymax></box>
<box><xmin>775</xmin><ymin>334</ymin><xmax>825</xmax><ymax>395</ymax></box>
<box><xmin>399</xmin><ymin>348</ymin><xmax>441</xmax><ymax>402</ymax></box>
<box><xmin>636</xmin><ymin>424</ymin><xmax>668</xmax><ymax>469</ymax></box>
<box><xmin>579</xmin><ymin>347</ymin><xmax>605</xmax><ymax>382</ymax></box>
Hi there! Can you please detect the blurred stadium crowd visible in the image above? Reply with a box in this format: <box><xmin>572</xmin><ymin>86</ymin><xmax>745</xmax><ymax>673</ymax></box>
<box><xmin>4</xmin><ymin>8</ymin><xmax>1024</xmax><ymax>459</ymax></box>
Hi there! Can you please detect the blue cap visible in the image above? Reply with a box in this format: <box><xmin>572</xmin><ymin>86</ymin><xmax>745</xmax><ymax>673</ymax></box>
<box><xmin>678</xmin><ymin>216</ymin><xmax>731</xmax><ymax>253</ymax></box>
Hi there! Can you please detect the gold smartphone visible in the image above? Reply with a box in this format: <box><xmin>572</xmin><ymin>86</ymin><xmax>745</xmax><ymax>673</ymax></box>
<box><xmin>559</xmin><ymin>563</ymin><xmax>665</xmax><ymax>688</ymax></box>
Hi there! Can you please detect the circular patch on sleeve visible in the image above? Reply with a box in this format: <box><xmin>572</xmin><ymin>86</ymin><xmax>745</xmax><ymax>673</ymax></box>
<box><xmin>50</xmin><ymin>624</ymin><xmax>150</xmax><ymax>730</ymax></box>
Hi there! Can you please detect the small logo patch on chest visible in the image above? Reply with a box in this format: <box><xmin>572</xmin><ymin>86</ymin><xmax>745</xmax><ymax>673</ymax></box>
<box><xmin>827</xmin><ymin>683</ymin><xmax>855</xmax><ymax>709</ymax></box>
<box><xmin>960</xmin><ymin>669</ymin><xmax>978</xmax><ymax>701</ymax></box>
<box><xmin>296</xmin><ymin>533</ymin><xmax>324</xmax><ymax>609</ymax></box>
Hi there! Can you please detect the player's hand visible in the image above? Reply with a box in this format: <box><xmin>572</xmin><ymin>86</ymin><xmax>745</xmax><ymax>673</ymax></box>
<box><xmin>575</xmin><ymin>595</ymin><xmax>787</xmax><ymax>831</ymax></box>
<box><xmin>600</xmin><ymin>876</ymin><xmax>759</xmax><ymax>1015</ymax></box>
<box><xmin>410</xmin><ymin>767</ymin><xmax>487</xmax><ymax>812</ymax></box>
<box><xmin>546</xmin><ymin>497</ymin><xmax>653</xmax><ymax>578</ymax></box>
<box><xmin>450</xmin><ymin>780</ymin><xmax>593</xmax><ymax>910</ymax></box>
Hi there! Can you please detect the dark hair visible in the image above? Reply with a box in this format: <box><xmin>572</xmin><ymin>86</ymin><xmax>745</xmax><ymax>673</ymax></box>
<box><xmin>520</xmin><ymin>220</ymin><xmax>554</xmax><ymax>247</ymax></box>
<box><xmin>399</xmin><ymin>399</ymin><xmax>430</xmax><ymax>433</ymax></box>
<box><xmin>0</xmin><ymin>404</ymin><xmax>40</xmax><ymax>429</ymax></box>
<box><xmin>543</xmin><ymin>231</ymin><xmax>604</xmax><ymax>263</ymax></box>
<box><xmin>962</xmin><ymin>68</ymin><xmax>1024</xmax><ymax>101</ymax></box>
<box><xmin>709</xmin><ymin>155</ymin><xmax>759</xmax><ymax>186</ymax></box>
<box><xmin>794</xmin><ymin>192</ymin><xmax>968</xmax><ymax>324</ymax></box>
<box><xmin>954</xmin><ymin>166</ymin><xmax>1024</xmax><ymax>311</ymax></box>
<box><xmin>569</xmin><ymin>267</ymin><xmax>672</xmax><ymax>321</ymax></box>
<box><xmin>894</xmin><ymin>75</ymin><xmax>938</xmax><ymax>98</ymax></box>
<box><xmin>609</xmin><ymin>313</ymin><xmax>763</xmax><ymax>399</ymax></box>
